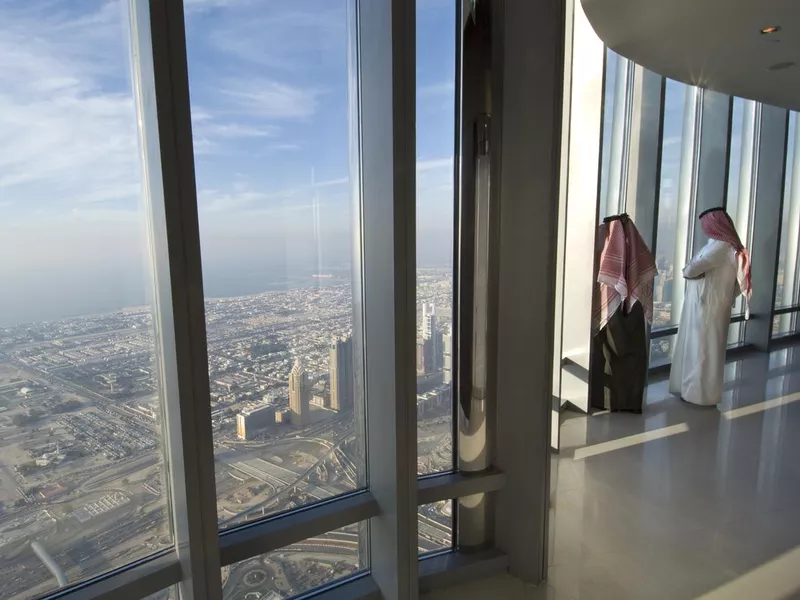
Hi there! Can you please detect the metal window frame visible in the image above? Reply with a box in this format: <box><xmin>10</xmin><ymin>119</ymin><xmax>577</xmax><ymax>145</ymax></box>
<box><xmin>132</xmin><ymin>0</ymin><xmax>223</xmax><ymax>597</ymax></box>
<box><xmin>624</xmin><ymin>66</ymin><xmax>664</xmax><ymax>249</ymax></box>
<box><xmin>494</xmin><ymin>0</ymin><xmax>565</xmax><ymax>584</ymax></box>
<box><xmin>22</xmin><ymin>0</ymin><xmax>529</xmax><ymax>599</ymax></box>
<box><xmin>651</xmin><ymin>313</ymin><xmax>749</xmax><ymax>340</ymax></box>
<box><xmin>218</xmin><ymin>492</ymin><xmax>380</xmax><ymax>567</ymax></box>
<box><xmin>650</xmin><ymin>84</ymin><xmax>736</xmax><ymax>354</ymax></box>
<box><xmin>666</xmin><ymin>83</ymin><xmax>702</xmax><ymax>327</ymax></box>
<box><xmin>601</xmin><ymin>50</ymin><xmax>636</xmax><ymax>218</ymax></box>
<box><xmin>355</xmin><ymin>0</ymin><xmax>419</xmax><ymax>598</ymax></box>
<box><xmin>776</xmin><ymin>113</ymin><xmax>800</xmax><ymax>336</ymax></box>
<box><xmin>33</xmin><ymin>469</ymin><xmax>510</xmax><ymax>600</ymax></box>
<box><xmin>744</xmin><ymin>105</ymin><xmax>790</xmax><ymax>350</ymax></box>
<box><xmin>37</xmin><ymin>551</ymin><xmax>181</xmax><ymax>600</ymax></box>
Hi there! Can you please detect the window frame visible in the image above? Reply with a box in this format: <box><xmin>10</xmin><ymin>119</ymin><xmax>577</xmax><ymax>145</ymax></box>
<box><xmin>14</xmin><ymin>0</ymin><xmax>566</xmax><ymax>598</ymax></box>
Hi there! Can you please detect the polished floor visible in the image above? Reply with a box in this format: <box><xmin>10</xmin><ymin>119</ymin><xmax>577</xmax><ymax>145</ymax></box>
<box><xmin>426</xmin><ymin>346</ymin><xmax>800</xmax><ymax>599</ymax></box>
<box><xmin>548</xmin><ymin>346</ymin><xmax>800</xmax><ymax>600</ymax></box>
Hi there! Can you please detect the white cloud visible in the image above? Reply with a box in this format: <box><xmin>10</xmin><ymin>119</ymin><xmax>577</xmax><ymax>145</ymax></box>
<box><xmin>201</xmin><ymin>122</ymin><xmax>276</xmax><ymax>138</ymax></box>
<box><xmin>203</xmin><ymin>6</ymin><xmax>345</xmax><ymax>72</ymax></box>
<box><xmin>198</xmin><ymin>176</ymin><xmax>347</xmax><ymax>214</ymax></box>
<box><xmin>417</xmin><ymin>157</ymin><xmax>453</xmax><ymax>172</ymax></box>
<box><xmin>268</xmin><ymin>143</ymin><xmax>304</xmax><ymax>152</ymax></box>
<box><xmin>418</xmin><ymin>80</ymin><xmax>455</xmax><ymax>98</ymax></box>
<box><xmin>0</xmin><ymin>2</ymin><xmax>143</xmax><ymax>211</ymax></box>
<box><xmin>220</xmin><ymin>78</ymin><xmax>319</xmax><ymax>119</ymax></box>
<box><xmin>199</xmin><ymin>189</ymin><xmax>268</xmax><ymax>213</ymax></box>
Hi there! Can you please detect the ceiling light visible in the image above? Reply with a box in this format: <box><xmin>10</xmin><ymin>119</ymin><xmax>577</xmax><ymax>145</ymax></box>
<box><xmin>761</xmin><ymin>25</ymin><xmax>781</xmax><ymax>34</ymax></box>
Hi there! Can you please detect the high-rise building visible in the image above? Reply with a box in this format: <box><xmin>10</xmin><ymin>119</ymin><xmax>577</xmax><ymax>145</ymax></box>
<box><xmin>422</xmin><ymin>302</ymin><xmax>437</xmax><ymax>340</ymax></box>
<box><xmin>654</xmin><ymin>272</ymin><xmax>666</xmax><ymax>303</ymax></box>
<box><xmin>443</xmin><ymin>329</ymin><xmax>452</xmax><ymax>385</ymax></box>
<box><xmin>416</xmin><ymin>341</ymin><xmax>427</xmax><ymax>376</ymax></box>
<box><xmin>289</xmin><ymin>361</ymin><xmax>310</xmax><ymax>427</ymax></box>
<box><xmin>422</xmin><ymin>303</ymin><xmax>443</xmax><ymax>372</ymax></box>
<box><xmin>329</xmin><ymin>335</ymin><xmax>354</xmax><ymax>412</ymax></box>
<box><xmin>236</xmin><ymin>403</ymin><xmax>276</xmax><ymax>440</ymax></box>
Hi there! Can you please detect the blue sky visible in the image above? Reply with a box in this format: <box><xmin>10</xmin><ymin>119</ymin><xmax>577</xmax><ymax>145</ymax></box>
<box><xmin>0</xmin><ymin>0</ymin><xmax>455</xmax><ymax>325</ymax></box>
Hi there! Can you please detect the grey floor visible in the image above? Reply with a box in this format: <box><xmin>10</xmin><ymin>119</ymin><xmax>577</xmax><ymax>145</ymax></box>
<box><xmin>426</xmin><ymin>345</ymin><xmax>800</xmax><ymax>599</ymax></box>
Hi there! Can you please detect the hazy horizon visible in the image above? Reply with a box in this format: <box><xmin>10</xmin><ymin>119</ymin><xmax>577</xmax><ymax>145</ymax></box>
<box><xmin>0</xmin><ymin>0</ymin><xmax>456</xmax><ymax>329</ymax></box>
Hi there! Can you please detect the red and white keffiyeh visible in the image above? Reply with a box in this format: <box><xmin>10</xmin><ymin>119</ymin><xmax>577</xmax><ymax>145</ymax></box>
<box><xmin>700</xmin><ymin>208</ymin><xmax>753</xmax><ymax>319</ymax></box>
<box><xmin>593</xmin><ymin>216</ymin><xmax>657</xmax><ymax>332</ymax></box>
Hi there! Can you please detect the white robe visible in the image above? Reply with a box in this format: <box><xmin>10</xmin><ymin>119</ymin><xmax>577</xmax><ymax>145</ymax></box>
<box><xmin>669</xmin><ymin>239</ymin><xmax>740</xmax><ymax>406</ymax></box>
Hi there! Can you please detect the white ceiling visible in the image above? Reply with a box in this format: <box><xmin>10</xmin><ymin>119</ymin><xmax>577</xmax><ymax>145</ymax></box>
<box><xmin>581</xmin><ymin>0</ymin><xmax>800</xmax><ymax>111</ymax></box>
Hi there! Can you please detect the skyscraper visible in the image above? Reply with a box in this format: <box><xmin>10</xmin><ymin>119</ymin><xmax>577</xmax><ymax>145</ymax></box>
<box><xmin>416</xmin><ymin>341</ymin><xmax>427</xmax><ymax>376</ymax></box>
<box><xmin>289</xmin><ymin>361</ymin><xmax>310</xmax><ymax>427</ymax></box>
<box><xmin>329</xmin><ymin>335</ymin><xmax>354</xmax><ymax>412</ymax></box>
<box><xmin>442</xmin><ymin>329</ymin><xmax>452</xmax><ymax>385</ymax></box>
<box><xmin>422</xmin><ymin>302</ymin><xmax>437</xmax><ymax>340</ymax></box>
<box><xmin>422</xmin><ymin>302</ymin><xmax>443</xmax><ymax>371</ymax></box>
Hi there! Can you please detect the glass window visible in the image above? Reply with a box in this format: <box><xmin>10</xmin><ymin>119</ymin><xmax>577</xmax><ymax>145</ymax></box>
<box><xmin>649</xmin><ymin>335</ymin><xmax>675</xmax><ymax>368</ymax></box>
<box><xmin>144</xmin><ymin>588</ymin><xmax>178</xmax><ymax>600</ymax></box>
<box><xmin>416</xmin><ymin>0</ymin><xmax>455</xmax><ymax>477</ymax></box>
<box><xmin>222</xmin><ymin>523</ymin><xmax>366</xmax><ymax>599</ymax></box>
<box><xmin>598</xmin><ymin>48</ymin><xmax>618</xmax><ymax>219</ymax></box>
<box><xmin>183</xmin><ymin>1</ymin><xmax>366</xmax><ymax>528</ymax></box>
<box><xmin>418</xmin><ymin>500</ymin><xmax>453</xmax><ymax>555</ymax></box>
<box><xmin>775</xmin><ymin>113</ymin><xmax>799</xmax><ymax>336</ymax></box>
<box><xmin>598</xmin><ymin>49</ymin><xmax>630</xmax><ymax>219</ymax></box>
<box><xmin>726</xmin><ymin>98</ymin><xmax>748</xmax><ymax>345</ymax></box>
<box><xmin>725</xmin><ymin>99</ymin><xmax>746</xmax><ymax>219</ymax></box>
<box><xmin>0</xmin><ymin>2</ymin><xmax>170</xmax><ymax>598</ymax></box>
<box><xmin>650</xmin><ymin>320</ymin><xmax>745</xmax><ymax>370</ymax></box>
<box><xmin>652</xmin><ymin>80</ymin><xmax>690</xmax><ymax>328</ymax></box>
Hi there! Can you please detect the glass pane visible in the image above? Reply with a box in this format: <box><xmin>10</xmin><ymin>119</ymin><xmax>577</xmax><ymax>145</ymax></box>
<box><xmin>774</xmin><ymin>312</ymin><xmax>798</xmax><ymax>339</ymax></box>
<box><xmin>183</xmin><ymin>1</ymin><xmax>366</xmax><ymax>527</ymax></box>
<box><xmin>598</xmin><ymin>49</ymin><xmax>629</xmax><ymax>220</ymax></box>
<box><xmin>416</xmin><ymin>0</ymin><xmax>455</xmax><ymax>476</ymax></box>
<box><xmin>222</xmin><ymin>523</ymin><xmax>366</xmax><ymax>599</ymax></box>
<box><xmin>725</xmin><ymin>99</ymin><xmax>747</xmax><ymax>346</ymax></box>
<box><xmin>418</xmin><ymin>500</ymin><xmax>453</xmax><ymax>555</ymax></box>
<box><xmin>727</xmin><ymin>100</ymin><xmax>757</xmax><ymax>346</ymax></box>
<box><xmin>0</xmin><ymin>2</ymin><xmax>170</xmax><ymax>598</ymax></box>
<box><xmin>649</xmin><ymin>335</ymin><xmax>675</xmax><ymax>368</ymax></box>
<box><xmin>775</xmin><ymin>112</ymin><xmax>799</xmax><ymax>340</ymax></box>
<box><xmin>144</xmin><ymin>588</ymin><xmax>178</xmax><ymax>600</ymax></box>
<box><xmin>598</xmin><ymin>48</ymin><xmax>618</xmax><ymax>219</ymax></box>
<box><xmin>652</xmin><ymin>80</ymin><xmax>690</xmax><ymax>328</ymax></box>
<box><xmin>725</xmin><ymin>99</ymin><xmax>746</xmax><ymax>220</ymax></box>
<box><xmin>650</xmin><ymin>321</ymin><xmax>745</xmax><ymax>369</ymax></box>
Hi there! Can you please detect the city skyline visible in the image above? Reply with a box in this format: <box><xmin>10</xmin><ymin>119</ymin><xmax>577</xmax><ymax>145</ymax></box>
<box><xmin>0</xmin><ymin>0</ymin><xmax>457</xmax><ymax>598</ymax></box>
<box><xmin>0</xmin><ymin>268</ymin><xmax>455</xmax><ymax>599</ymax></box>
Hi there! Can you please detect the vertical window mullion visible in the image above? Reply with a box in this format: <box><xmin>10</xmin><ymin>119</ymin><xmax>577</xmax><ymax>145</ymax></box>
<box><xmin>781</xmin><ymin>116</ymin><xmax>800</xmax><ymax>333</ymax></box>
<box><xmin>131</xmin><ymin>0</ymin><xmax>222</xmax><ymax>597</ymax></box>
<box><xmin>356</xmin><ymin>0</ymin><xmax>418</xmax><ymax>598</ymax></box>
<box><xmin>743</xmin><ymin>105</ymin><xmax>789</xmax><ymax>350</ymax></box>
<box><xmin>669</xmin><ymin>85</ymin><xmax>701</xmax><ymax>326</ymax></box>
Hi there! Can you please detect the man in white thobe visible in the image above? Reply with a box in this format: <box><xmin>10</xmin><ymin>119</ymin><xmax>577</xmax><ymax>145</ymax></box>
<box><xmin>669</xmin><ymin>208</ymin><xmax>752</xmax><ymax>406</ymax></box>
